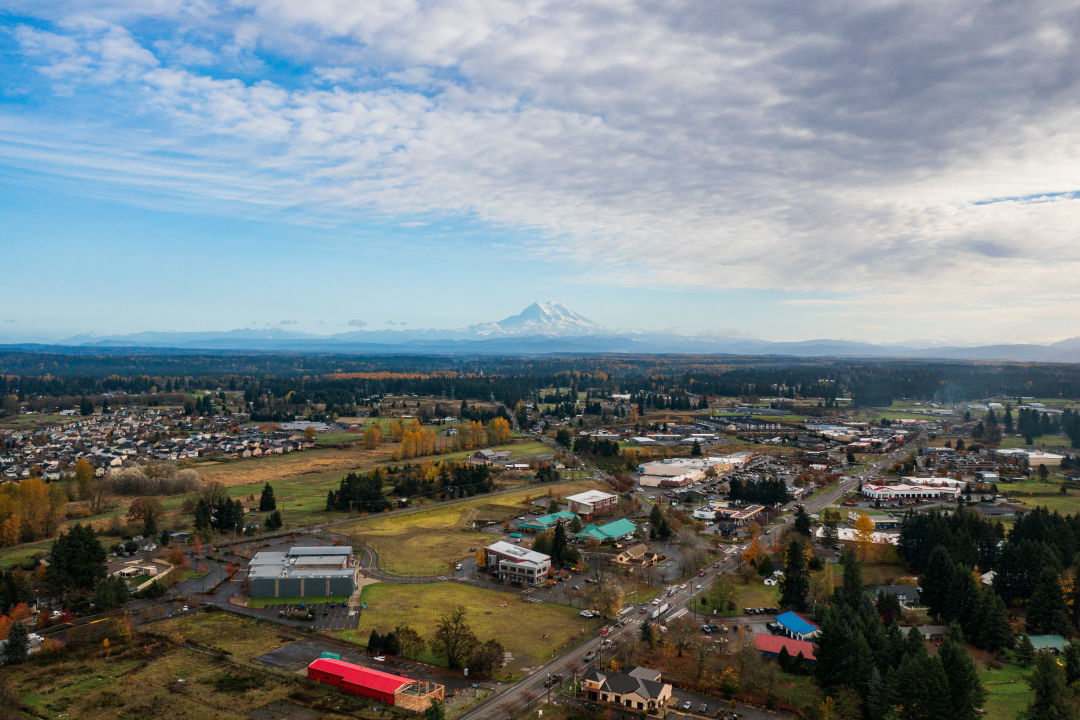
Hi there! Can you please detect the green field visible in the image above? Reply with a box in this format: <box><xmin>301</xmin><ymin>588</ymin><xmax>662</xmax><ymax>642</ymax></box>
<box><xmin>1000</xmin><ymin>434</ymin><xmax>1072</xmax><ymax>449</ymax></box>
<box><xmin>1014</xmin><ymin>493</ymin><xmax>1080</xmax><ymax>514</ymax></box>
<box><xmin>337</xmin><ymin>478</ymin><xmax>603</xmax><ymax>575</ymax></box>
<box><xmin>335</xmin><ymin>582</ymin><xmax>599</xmax><ymax>675</ymax></box>
<box><xmin>0</xmin><ymin>413</ymin><xmax>74</xmax><ymax>430</ymax></box>
<box><xmin>979</xmin><ymin>659</ymin><xmax>1033</xmax><ymax>720</ymax></box>
<box><xmin>247</xmin><ymin>595</ymin><xmax>350</xmax><ymax>608</ymax></box>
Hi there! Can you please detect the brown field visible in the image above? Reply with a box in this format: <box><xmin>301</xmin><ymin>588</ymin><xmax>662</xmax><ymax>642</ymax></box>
<box><xmin>195</xmin><ymin>446</ymin><xmax>388</xmax><ymax>489</ymax></box>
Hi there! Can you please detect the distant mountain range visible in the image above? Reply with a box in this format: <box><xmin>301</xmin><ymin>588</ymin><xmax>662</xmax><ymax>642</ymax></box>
<box><xmin>4</xmin><ymin>302</ymin><xmax>1080</xmax><ymax>362</ymax></box>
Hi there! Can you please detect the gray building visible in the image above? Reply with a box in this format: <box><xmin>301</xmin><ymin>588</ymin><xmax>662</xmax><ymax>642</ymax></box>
<box><xmin>249</xmin><ymin>545</ymin><xmax>356</xmax><ymax>599</ymax></box>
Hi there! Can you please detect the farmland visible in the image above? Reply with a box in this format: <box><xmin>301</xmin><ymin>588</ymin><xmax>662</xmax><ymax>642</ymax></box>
<box><xmin>336</xmin><ymin>477</ymin><xmax>604</xmax><ymax>576</ymax></box>
<box><xmin>334</xmin><ymin>582</ymin><xmax>598</xmax><ymax>675</ymax></box>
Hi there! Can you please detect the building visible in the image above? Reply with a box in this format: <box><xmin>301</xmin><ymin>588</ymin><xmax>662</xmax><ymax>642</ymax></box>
<box><xmin>307</xmin><ymin>658</ymin><xmax>444</xmax><ymax>711</ymax></box>
<box><xmin>484</xmin><ymin>541</ymin><xmax>551</xmax><ymax>584</ymax></box>
<box><xmin>517</xmin><ymin>510</ymin><xmax>578</xmax><ymax>533</ymax></box>
<box><xmin>565</xmin><ymin>490</ymin><xmax>618</xmax><ymax>520</ymax></box>
<box><xmin>775</xmin><ymin>611</ymin><xmax>820</xmax><ymax>641</ymax></box>
<box><xmin>575</xmin><ymin>518</ymin><xmax>637</xmax><ymax>543</ymax></box>
<box><xmin>610</xmin><ymin>543</ymin><xmax>663</xmax><ymax>571</ymax></box>
<box><xmin>1027</xmin><ymin>635</ymin><xmax>1069</xmax><ymax>654</ymax></box>
<box><xmin>582</xmin><ymin>666</ymin><xmax>672</xmax><ymax>712</ymax></box>
<box><xmin>860</xmin><ymin>483</ymin><xmax>961</xmax><ymax>501</ymax></box>
<box><xmin>248</xmin><ymin>546</ymin><xmax>357</xmax><ymax>599</ymax></box>
<box><xmin>753</xmin><ymin>634</ymin><xmax>816</xmax><ymax>664</ymax></box>
<box><xmin>875</xmin><ymin>585</ymin><xmax>921</xmax><ymax>607</ymax></box>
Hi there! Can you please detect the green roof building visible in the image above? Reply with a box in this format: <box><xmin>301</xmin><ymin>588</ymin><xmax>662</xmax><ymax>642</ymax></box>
<box><xmin>575</xmin><ymin>518</ymin><xmax>637</xmax><ymax>542</ymax></box>
<box><xmin>518</xmin><ymin>510</ymin><xmax>578</xmax><ymax>533</ymax></box>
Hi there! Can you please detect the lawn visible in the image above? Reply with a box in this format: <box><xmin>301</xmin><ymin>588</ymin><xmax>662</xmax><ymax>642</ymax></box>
<box><xmin>979</xmin><ymin>659</ymin><xmax>1033</xmax><ymax>720</ymax></box>
<box><xmin>334</xmin><ymin>582</ymin><xmax>599</xmax><ymax>675</ymax></box>
<box><xmin>336</xmin><ymin>478</ymin><xmax>604</xmax><ymax>576</ymax></box>
<box><xmin>1000</xmin><ymin>434</ymin><xmax>1072</xmax><ymax>449</ymax></box>
<box><xmin>0</xmin><ymin>538</ymin><xmax>53</xmax><ymax>567</ymax></box>
<box><xmin>151</xmin><ymin>610</ymin><xmax>296</xmax><ymax>660</ymax></box>
<box><xmin>719</xmin><ymin>580</ymin><xmax>780</xmax><ymax>614</ymax></box>
<box><xmin>247</xmin><ymin>595</ymin><xmax>350</xmax><ymax>608</ymax></box>
<box><xmin>1014</xmin><ymin>492</ymin><xmax>1080</xmax><ymax>514</ymax></box>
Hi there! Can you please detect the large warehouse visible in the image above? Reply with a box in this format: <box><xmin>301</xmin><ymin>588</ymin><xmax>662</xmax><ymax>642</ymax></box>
<box><xmin>248</xmin><ymin>545</ymin><xmax>357</xmax><ymax>599</ymax></box>
<box><xmin>307</xmin><ymin>657</ymin><xmax>444</xmax><ymax>711</ymax></box>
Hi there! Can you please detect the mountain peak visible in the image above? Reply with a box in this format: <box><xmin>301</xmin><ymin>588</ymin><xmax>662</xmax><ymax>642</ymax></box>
<box><xmin>469</xmin><ymin>302</ymin><xmax>605</xmax><ymax>337</ymax></box>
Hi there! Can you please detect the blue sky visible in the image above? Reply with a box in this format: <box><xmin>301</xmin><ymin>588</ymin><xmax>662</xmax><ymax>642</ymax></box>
<box><xmin>3</xmin><ymin>2</ymin><xmax>1080</xmax><ymax>344</ymax></box>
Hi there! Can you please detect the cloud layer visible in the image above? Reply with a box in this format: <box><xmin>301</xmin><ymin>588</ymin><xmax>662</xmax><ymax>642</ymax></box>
<box><xmin>5</xmin><ymin>1</ymin><xmax>1080</xmax><ymax>338</ymax></box>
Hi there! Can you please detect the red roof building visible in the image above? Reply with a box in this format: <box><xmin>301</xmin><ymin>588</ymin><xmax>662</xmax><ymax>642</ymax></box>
<box><xmin>753</xmin><ymin>633</ymin><xmax>817</xmax><ymax>662</ymax></box>
<box><xmin>306</xmin><ymin>658</ymin><xmax>445</xmax><ymax>711</ymax></box>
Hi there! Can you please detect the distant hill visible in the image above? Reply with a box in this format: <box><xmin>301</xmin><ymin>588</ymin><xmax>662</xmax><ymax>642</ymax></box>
<box><xmin>5</xmin><ymin>302</ymin><xmax>1080</xmax><ymax>361</ymax></box>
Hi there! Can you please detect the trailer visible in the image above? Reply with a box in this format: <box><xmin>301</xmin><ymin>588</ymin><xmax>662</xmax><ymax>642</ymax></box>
<box><xmin>649</xmin><ymin>601</ymin><xmax>671</xmax><ymax>619</ymax></box>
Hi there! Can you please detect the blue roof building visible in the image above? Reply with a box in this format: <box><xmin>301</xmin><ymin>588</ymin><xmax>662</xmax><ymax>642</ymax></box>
<box><xmin>775</xmin><ymin>611</ymin><xmax>820</xmax><ymax>641</ymax></box>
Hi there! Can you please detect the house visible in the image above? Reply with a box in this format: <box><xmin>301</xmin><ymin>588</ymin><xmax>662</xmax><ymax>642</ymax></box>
<box><xmin>753</xmin><ymin>634</ymin><xmax>816</xmax><ymax>664</ymax></box>
<box><xmin>1027</xmin><ymin>635</ymin><xmax>1069</xmax><ymax>654</ymax></box>
<box><xmin>517</xmin><ymin>510</ymin><xmax>578</xmax><ymax>533</ymax></box>
<box><xmin>575</xmin><ymin>518</ymin><xmax>637</xmax><ymax>543</ymax></box>
<box><xmin>899</xmin><ymin>625</ymin><xmax>946</xmax><ymax>642</ymax></box>
<box><xmin>484</xmin><ymin>541</ymin><xmax>551</xmax><ymax>585</ymax></box>
<box><xmin>581</xmin><ymin>666</ymin><xmax>672</xmax><ymax>712</ymax></box>
<box><xmin>775</xmin><ymin>611</ymin><xmax>820</xmax><ymax>641</ymax></box>
<box><xmin>610</xmin><ymin>543</ymin><xmax>663</xmax><ymax>571</ymax></box>
<box><xmin>307</xmin><ymin>658</ymin><xmax>444</xmax><ymax>711</ymax></box>
<box><xmin>565</xmin><ymin>490</ymin><xmax>618</xmax><ymax>520</ymax></box>
<box><xmin>875</xmin><ymin>585</ymin><xmax>920</xmax><ymax>607</ymax></box>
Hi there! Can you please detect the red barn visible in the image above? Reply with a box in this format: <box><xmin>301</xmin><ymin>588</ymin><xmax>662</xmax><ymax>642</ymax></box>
<box><xmin>306</xmin><ymin>658</ymin><xmax>444</xmax><ymax>711</ymax></box>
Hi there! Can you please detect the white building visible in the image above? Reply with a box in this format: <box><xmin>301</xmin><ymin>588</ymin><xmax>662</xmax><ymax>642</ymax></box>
<box><xmin>565</xmin><ymin>490</ymin><xmax>618</xmax><ymax>519</ymax></box>
<box><xmin>484</xmin><ymin>541</ymin><xmax>551</xmax><ymax>585</ymax></box>
<box><xmin>861</xmin><ymin>483</ymin><xmax>961</xmax><ymax>500</ymax></box>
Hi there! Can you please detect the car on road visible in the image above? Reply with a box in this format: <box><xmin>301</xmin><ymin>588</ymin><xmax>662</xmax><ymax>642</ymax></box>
<box><xmin>583</xmin><ymin>650</ymin><xmax>596</xmax><ymax>662</ymax></box>
<box><xmin>681</xmin><ymin>700</ymin><xmax>693</xmax><ymax>710</ymax></box>
<box><xmin>455</xmin><ymin>563</ymin><xmax>462</xmax><ymax>571</ymax></box>
<box><xmin>373</xmin><ymin>655</ymin><xmax>386</xmax><ymax>662</ymax></box>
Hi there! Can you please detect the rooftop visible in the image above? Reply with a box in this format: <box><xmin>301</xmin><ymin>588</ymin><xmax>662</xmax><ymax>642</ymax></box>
<box><xmin>308</xmin><ymin>658</ymin><xmax>412</xmax><ymax>694</ymax></box>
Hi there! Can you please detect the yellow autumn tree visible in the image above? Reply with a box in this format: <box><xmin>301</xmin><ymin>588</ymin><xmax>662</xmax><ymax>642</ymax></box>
<box><xmin>742</xmin><ymin>537</ymin><xmax>765</xmax><ymax>566</ymax></box>
<box><xmin>363</xmin><ymin>423</ymin><xmax>381</xmax><ymax>450</ymax></box>
<box><xmin>854</xmin><ymin>513</ymin><xmax>876</xmax><ymax>563</ymax></box>
<box><xmin>486</xmin><ymin>418</ymin><xmax>511</xmax><ymax>446</ymax></box>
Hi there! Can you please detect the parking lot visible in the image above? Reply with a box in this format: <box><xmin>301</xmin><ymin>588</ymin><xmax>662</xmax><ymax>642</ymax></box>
<box><xmin>262</xmin><ymin>601</ymin><xmax>358</xmax><ymax>631</ymax></box>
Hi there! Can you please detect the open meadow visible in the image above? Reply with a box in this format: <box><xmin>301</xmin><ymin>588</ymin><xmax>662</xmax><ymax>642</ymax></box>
<box><xmin>336</xmin><ymin>478</ymin><xmax>604</xmax><ymax>576</ymax></box>
<box><xmin>334</xmin><ymin>582</ymin><xmax>600</xmax><ymax>675</ymax></box>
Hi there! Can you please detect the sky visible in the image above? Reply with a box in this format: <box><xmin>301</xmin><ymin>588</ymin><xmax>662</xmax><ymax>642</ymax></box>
<box><xmin>3</xmin><ymin>1</ymin><xmax>1080</xmax><ymax>345</ymax></box>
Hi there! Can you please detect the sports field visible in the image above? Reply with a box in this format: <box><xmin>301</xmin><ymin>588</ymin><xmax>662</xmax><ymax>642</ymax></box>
<box><xmin>336</xmin><ymin>582</ymin><xmax>599</xmax><ymax>675</ymax></box>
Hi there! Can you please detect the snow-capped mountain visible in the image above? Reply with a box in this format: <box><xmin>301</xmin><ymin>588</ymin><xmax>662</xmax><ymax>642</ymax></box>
<box><xmin>467</xmin><ymin>302</ymin><xmax>606</xmax><ymax>337</ymax></box>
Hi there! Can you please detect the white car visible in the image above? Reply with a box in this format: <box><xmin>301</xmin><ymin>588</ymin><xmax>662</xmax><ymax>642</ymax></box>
<box><xmin>580</xmin><ymin>610</ymin><xmax>594</xmax><ymax>618</ymax></box>
<box><xmin>373</xmin><ymin>655</ymin><xmax>386</xmax><ymax>662</ymax></box>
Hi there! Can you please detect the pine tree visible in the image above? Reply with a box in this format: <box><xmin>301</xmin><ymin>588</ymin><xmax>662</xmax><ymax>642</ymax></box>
<box><xmin>793</xmin><ymin>506</ymin><xmax>812</xmax><ymax>536</ymax></box>
<box><xmin>974</xmin><ymin>588</ymin><xmax>1012</xmax><ymax>653</ymax></box>
<box><xmin>1020</xmin><ymin>652</ymin><xmax>1079</xmax><ymax>720</ymax></box>
<box><xmin>5</xmin><ymin>620</ymin><xmax>29</xmax><ymax>663</ymax></box>
<box><xmin>780</xmin><ymin>538</ymin><xmax>809</xmax><ymax>611</ymax></box>
<box><xmin>939</xmin><ymin>635</ymin><xmax>986</xmax><ymax>720</ymax></box>
<box><xmin>1027</xmin><ymin>572</ymin><xmax>1070</xmax><ymax>636</ymax></box>
<box><xmin>259</xmin><ymin>483</ymin><xmax>276</xmax><ymax>511</ymax></box>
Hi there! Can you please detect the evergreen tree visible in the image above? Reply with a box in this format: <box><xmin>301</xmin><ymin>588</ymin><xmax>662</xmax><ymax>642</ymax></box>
<box><xmin>793</xmin><ymin>506</ymin><xmax>812</xmax><ymax>536</ymax></box>
<box><xmin>551</xmin><ymin>520</ymin><xmax>568</xmax><ymax>567</ymax></box>
<box><xmin>780</xmin><ymin>538</ymin><xmax>809</xmax><ymax>611</ymax></box>
<box><xmin>264</xmin><ymin>510</ymin><xmax>283</xmax><ymax>530</ymax></box>
<box><xmin>46</xmin><ymin>523</ymin><xmax>106</xmax><ymax>596</ymax></box>
<box><xmin>5</xmin><ymin>620</ymin><xmax>29</xmax><ymax>663</ymax></box>
<box><xmin>1020</xmin><ymin>652</ymin><xmax>1079</xmax><ymax>720</ymax></box>
<box><xmin>259</xmin><ymin>483</ymin><xmax>277</xmax><ymax>511</ymax></box>
<box><xmin>1027</xmin><ymin>572</ymin><xmax>1070</xmax><ymax>636</ymax></box>
<box><xmin>639</xmin><ymin>620</ymin><xmax>654</xmax><ymax>647</ymax></box>
<box><xmin>939</xmin><ymin>634</ymin><xmax>985</xmax><ymax>720</ymax></box>
<box><xmin>920</xmin><ymin>545</ymin><xmax>954</xmax><ymax>619</ymax></box>
<box><xmin>837</xmin><ymin>550</ymin><xmax>864</xmax><ymax>608</ymax></box>
<box><xmin>93</xmin><ymin>575</ymin><xmax>130</xmax><ymax>609</ymax></box>
<box><xmin>193</xmin><ymin>498</ymin><xmax>211</xmax><ymax>530</ymax></box>
<box><xmin>1016</xmin><ymin>635</ymin><xmax>1036</xmax><ymax>667</ymax></box>
<box><xmin>887</xmin><ymin>653</ymin><xmax>951</xmax><ymax>720</ymax></box>
<box><xmin>974</xmin><ymin>588</ymin><xmax>1012</xmax><ymax>653</ymax></box>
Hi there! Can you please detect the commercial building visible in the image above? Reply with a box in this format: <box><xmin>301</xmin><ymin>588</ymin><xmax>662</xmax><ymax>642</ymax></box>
<box><xmin>307</xmin><ymin>658</ymin><xmax>444</xmax><ymax>711</ymax></box>
<box><xmin>575</xmin><ymin>517</ymin><xmax>637</xmax><ymax>543</ymax></box>
<box><xmin>248</xmin><ymin>546</ymin><xmax>356</xmax><ymax>599</ymax></box>
<box><xmin>753</xmin><ymin>634</ymin><xmax>816</xmax><ymax>663</ymax></box>
<box><xmin>860</xmin><ymin>483</ymin><xmax>961</xmax><ymax>501</ymax></box>
<box><xmin>582</xmin><ymin>666</ymin><xmax>672</xmax><ymax>712</ymax></box>
<box><xmin>484</xmin><ymin>541</ymin><xmax>551</xmax><ymax>584</ymax></box>
<box><xmin>517</xmin><ymin>510</ymin><xmax>578</xmax><ymax>533</ymax></box>
<box><xmin>565</xmin><ymin>490</ymin><xmax>618</xmax><ymax>519</ymax></box>
<box><xmin>775</xmin><ymin>611</ymin><xmax>820</xmax><ymax>641</ymax></box>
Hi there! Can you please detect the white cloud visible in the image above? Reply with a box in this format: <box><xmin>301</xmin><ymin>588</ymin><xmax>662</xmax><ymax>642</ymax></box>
<box><xmin>7</xmin><ymin>2</ymin><xmax>1080</xmax><ymax>340</ymax></box>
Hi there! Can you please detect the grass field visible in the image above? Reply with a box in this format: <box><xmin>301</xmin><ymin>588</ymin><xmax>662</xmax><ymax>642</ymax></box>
<box><xmin>1000</xmin><ymin>434</ymin><xmax>1072</xmax><ymax>449</ymax></box>
<box><xmin>979</xmin><ymin>659</ymin><xmax>1033</xmax><ymax>720</ymax></box>
<box><xmin>152</xmin><ymin>611</ymin><xmax>299</xmax><ymax>658</ymax></box>
<box><xmin>247</xmin><ymin>595</ymin><xmax>350</xmax><ymax>608</ymax></box>
<box><xmin>337</xmin><ymin>478</ymin><xmax>604</xmax><ymax>575</ymax></box>
<box><xmin>335</xmin><ymin>582</ymin><xmax>598</xmax><ymax>675</ymax></box>
<box><xmin>0</xmin><ymin>413</ymin><xmax>74</xmax><ymax>430</ymax></box>
<box><xmin>0</xmin><ymin>538</ymin><xmax>52</xmax><ymax>567</ymax></box>
<box><xmin>1014</xmin><ymin>493</ymin><xmax>1080</xmax><ymax>513</ymax></box>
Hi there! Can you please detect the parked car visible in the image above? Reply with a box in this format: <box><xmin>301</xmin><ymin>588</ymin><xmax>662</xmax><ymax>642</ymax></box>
<box><xmin>681</xmin><ymin>700</ymin><xmax>693</xmax><ymax>710</ymax></box>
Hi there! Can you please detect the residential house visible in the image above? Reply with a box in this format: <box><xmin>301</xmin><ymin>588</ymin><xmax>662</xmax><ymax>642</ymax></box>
<box><xmin>581</xmin><ymin>666</ymin><xmax>672</xmax><ymax>712</ymax></box>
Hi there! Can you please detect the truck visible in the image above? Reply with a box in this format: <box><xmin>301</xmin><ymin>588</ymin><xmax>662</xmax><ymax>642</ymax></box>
<box><xmin>649</xmin><ymin>602</ymin><xmax>670</xmax><ymax>619</ymax></box>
